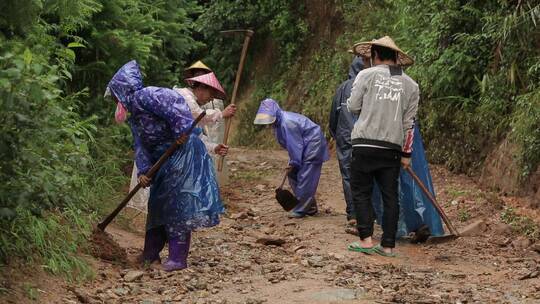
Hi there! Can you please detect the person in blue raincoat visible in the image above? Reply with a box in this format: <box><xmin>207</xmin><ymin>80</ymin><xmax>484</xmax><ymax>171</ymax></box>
<box><xmin>254</xmin><ymin>99</ymin><xmax>330</xmax><ymax>218</ymax></box>
<box><xmin>106</xmin><ymin>60</ymin><xmax>225</xmax><ymax>272</ymax></box>
<box><xmin>329</xmin><ymin>56</ymin><xmax>365</xmax><ymax>222</ymax></box>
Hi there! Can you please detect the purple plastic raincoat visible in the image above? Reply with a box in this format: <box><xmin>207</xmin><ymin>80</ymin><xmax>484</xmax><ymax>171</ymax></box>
<box><xmin>256</xmin><ymin>99</ymin><xmax>329</xmax><ymax>215</ymax></box>
<box><xmin>106</xmin><ymin>61</ymin><xmax>224</xmax><ymax>242</ymax></box>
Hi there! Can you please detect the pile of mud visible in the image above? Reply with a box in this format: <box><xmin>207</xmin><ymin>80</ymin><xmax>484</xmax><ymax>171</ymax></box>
<box><xmin>89</xmin><ymin>228</ymin><xmax>127</xmax><ymax>262</ymax></box>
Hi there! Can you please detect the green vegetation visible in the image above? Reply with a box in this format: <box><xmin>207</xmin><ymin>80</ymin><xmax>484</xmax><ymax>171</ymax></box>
<box><xmin>22</xmin><ymin>283</ymin><xmax>38</xmax><ymax>301</ymax></box>
<box><xmin>234</xmin><ymin>0</ymin><xmax>539</xmax><ymax>181</ymax></box>
<box><xmin>501</xmin><ymin>207</ymin><xmax>540</xmax><ymax>240</ymax></box>
<box><xmin>0</xmin><ymin>0</ymin><xmax>203</xmax><ymax>278</ymax></box>
<box><xmin>457</xmin><ymin>208</ymin><xmax>471</xmax><ymax>222</ymax></box>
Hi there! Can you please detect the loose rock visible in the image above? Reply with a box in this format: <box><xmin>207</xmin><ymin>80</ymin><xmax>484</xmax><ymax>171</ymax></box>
<box><xmin>459</xmin><ymin>219</ymin><xmax>487</xmax><ymax>236</ymax></box>
<box><xmin>124</xmin><ymin>270</ymin><xmax>145</xmax><ymax>282</ymax></box>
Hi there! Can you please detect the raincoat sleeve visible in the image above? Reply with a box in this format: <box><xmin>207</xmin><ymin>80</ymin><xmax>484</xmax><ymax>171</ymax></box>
<box><xmin>131</xmin><ymin>126</ymin><xmax>152</xmax><ymax>177</ymax></box>
<box><xmin>402</xmin><ymin>85</ymin><xmax>419</xmax><ymax>157</ymax></box>
<box><xmin>280</xmin><ymin>121</ymin><xmax>304</xmax><ymax>168</ymax></box>
<box><xmin>329</xmin><ymin>85</ymin><xmax>342</xmax><ymax>139</ymax></box>
<box><xmin>347</xmin><ymin>71</ymin><xmax>368</xmax><ymax>115</ymax></box>
<box><xmin>140</xmin><ymin>90</ymin><xmax>194</xmax><ymax>138</ymax></box>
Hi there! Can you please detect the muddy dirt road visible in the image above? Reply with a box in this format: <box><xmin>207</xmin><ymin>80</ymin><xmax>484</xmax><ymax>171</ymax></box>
<box><xmin>10</xmin><ymin>148</ymin><xmax>540</xmax><ymax>303</ymax></box>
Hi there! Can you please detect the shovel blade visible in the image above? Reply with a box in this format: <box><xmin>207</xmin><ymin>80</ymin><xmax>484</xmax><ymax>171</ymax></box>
<box><xmin>275</xmin><ymin>188</ymin><xmax>299</xmax><ymax>211</ymax></box>
<box><xmin>425</xmin><ymin>234</ymin><xmax>459</xmax><ymax>245</ymax></box>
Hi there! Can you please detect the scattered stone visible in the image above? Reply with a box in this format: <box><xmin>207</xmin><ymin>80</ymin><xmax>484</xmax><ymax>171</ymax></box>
<box><xmin>113</xmin><ymin>287</ymin><xmax>128</xmax><ymax>297</ymax></box>
<box><xmin>129</xmin><ymin>284</ymin><xmax>141</xmax><ymax>295</ymax></box>
<box><xmin>232</xmin><ymin>277</ymin><xmax>242</xmax><ymax>283</ymax></box>
<box><xmin>310</xmin><ymin>288</ymin><xmax>358</xmax><ymax>301</ymax></box>
<box><xmin>240</xmin><ymin>261</ymin><xmax>253</xmax><ymax>270</ymax></box>
<box><xmin>434</xmin><ymin>255</ymin><xmax>452</xmax><ymax>262</ymax></box>
<box><xmin>519</xmin><ymin>270</ymin><xmax>539</xmax><ymax>280</ymax></box>
<box><xmin>69</xmin><ymin>288</ymin><xmax>92</xmax><ymax>304</ymax></box>
<box><xmin>123</xmin><ymin>270</ymin><xmax>145</xmax><ymax>282</ymax></box>
<box><xmin>231</xmin><ymin>211</ymin><xmax>249</xmax><ymax>220</ymax></box>
<box><xmin>512</xmin><ymin>236</ymin><xmax>533</xmax><ymax>250</ymax></box>
<box><xmin>307</xmin><ymin>255</ymin><xmax>325</xmax><ymax>268</ymax></box>
<box><xmin>531</xmin><ymin>242</ymin><xmax>540</xmax><ymax>254</ymax></box>
<box><xmin>448</xmin><ymin>273</ymin><xmax>466</xmax><ymax>279</ymax></box>
<box><xmin>105</xmin><ymin>289</ymin><xmax>119</xmax><ymax>299</ymax></box>
<box><xmin>256</xmin><ymin>237</ymin><xmax>286</xmax><ymax>246</ymax></box>
<box><xmin>245</xmin><ymin>298</ymin><xmax>266</xmax><ymax>304</ymax></box>
<box><xmin>328</xmin><ymin>252</ymin><xmax>345</xmax><ymax>261</ymax></box>
<box><xmin>493</xmin><ymin>236</ymin><xmax>512</xmax><ymax>247</ymax></box>
<box><xmin>255</xmin><ymin>184</ymin><xmax>266</xmax><ymax>192</ymax></box>
<box><xmin>247</xmin><ymin>209</ymin><xmax>257</xmax><ymax>217</ymax></box>
<box><xmin>490</xmin><ymin>222</ymin><xmax>513</xmax><ymax>236</ymax></box>
<box><xmin>459</xmin><ymin>219</ymin><xmax>487</xmax><ymax>236</ymax></box>
<box><xmin>292</xmin><ymin>245</ymin><xmax>305</xmax><ymax>252</ymax></box>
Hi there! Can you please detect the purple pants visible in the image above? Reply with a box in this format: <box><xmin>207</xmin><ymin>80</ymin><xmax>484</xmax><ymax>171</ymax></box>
<box><xmin>288</xmin><ymin>162</ymin><xmax>322</xmax><ymax>215</ymax></box>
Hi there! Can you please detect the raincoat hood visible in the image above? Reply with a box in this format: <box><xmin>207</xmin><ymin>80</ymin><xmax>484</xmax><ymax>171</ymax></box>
<box><xmin>254</xmin><ymin>98</ymin><xmax>282</xmax><ymax>124</ymax></box>
<box><xmin>348</xmin><ymin>56</ymin><xmax>364</xmax><ymax>80</ymax></box>
<box><xmin>106</xmin><ymin>60</ymin><xmax>144</xmax><ymax>111</ymax></box>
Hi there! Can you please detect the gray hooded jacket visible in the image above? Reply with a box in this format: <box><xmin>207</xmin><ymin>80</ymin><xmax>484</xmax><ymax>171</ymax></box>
<box><xmin>346</xmin><ymin>65</ymin><xmax>419</xmax><ymax>156</ymax></box>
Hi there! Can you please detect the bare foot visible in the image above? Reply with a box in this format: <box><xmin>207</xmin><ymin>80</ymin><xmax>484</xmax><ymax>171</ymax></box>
<box><xmin>358</xmin><ymin>236</ymin><xmax>374</xmax><ymax>248</ymax></box>
<box><xmin>382</xmin><ymin>247</ymin><xmax>394</xmax><ymax>254</ymax></box>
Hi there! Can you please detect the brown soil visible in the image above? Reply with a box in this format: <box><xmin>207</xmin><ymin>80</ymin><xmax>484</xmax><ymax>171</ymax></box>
<box><xmin>89</xmin><ymin>228</ymin><xmax>128</xmax><ymax>263</ymax></box>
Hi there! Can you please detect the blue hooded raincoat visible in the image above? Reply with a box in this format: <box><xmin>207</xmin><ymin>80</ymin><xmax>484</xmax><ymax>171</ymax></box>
<box><xmin>256</xmin><ymin>99</ymin><xmax>330</xmax><ymax>215</ymax></box>
<box><xmin>106</xmin><ymin>61</ymin><xmax>224</xmax><ymax>239</ymax></box>
<box><xmin>329</xmin><ymin>57</ymin><xmax>364</xmax><ymax>218</ymax></box>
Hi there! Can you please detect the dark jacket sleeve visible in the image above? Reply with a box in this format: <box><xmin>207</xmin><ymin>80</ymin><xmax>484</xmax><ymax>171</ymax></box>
<box><xmin>329</xmin><ymin>84</ymin><xmax>344</xmax><ymax>139</ymax></box>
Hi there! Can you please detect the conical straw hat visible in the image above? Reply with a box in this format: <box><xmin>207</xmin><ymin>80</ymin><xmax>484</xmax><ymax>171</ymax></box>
<box><xmin>186</xmin><ymin>72</ymin><xmax>227</xmax><ymax>100</ymax></box>
<box><xmin>184</xmin><ymin>60</ymin><xmax>212</xmax><ymax>79</ymax></box>
<box><xmin>185</xmin><ymin>60</ymin><xmax>212</xmax><ymax>72</ymax></box>
<box><xmin>352</xmin><ymin>36</ymin><xmax>414</xmax><ymax>66</ymax></box>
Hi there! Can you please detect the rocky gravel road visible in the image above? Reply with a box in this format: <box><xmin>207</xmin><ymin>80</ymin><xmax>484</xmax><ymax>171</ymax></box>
<box><xmin>55</xmin><ymin>148</ymin><xmax>540</xmax><ymax>303</ymax></box>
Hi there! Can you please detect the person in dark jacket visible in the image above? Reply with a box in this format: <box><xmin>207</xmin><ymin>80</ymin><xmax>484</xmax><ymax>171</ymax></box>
<box><xmin>329</xmin><ymin>56</ymin><xmax>365</xmax><ymax>222</ymax></box>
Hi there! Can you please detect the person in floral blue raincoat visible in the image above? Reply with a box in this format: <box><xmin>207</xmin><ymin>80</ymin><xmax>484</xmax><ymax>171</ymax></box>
<box><xmin>106</xmin><ymin>60</ymin><xmax>225</xmax><ymax>272</ymax></box>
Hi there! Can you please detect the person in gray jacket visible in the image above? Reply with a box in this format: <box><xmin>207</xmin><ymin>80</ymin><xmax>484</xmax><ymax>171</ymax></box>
<box><xmin>329</xmin><ymin>56</ymin><xmax>364</xmax><ymax>222</ymax></box>
<box><xmin>346</xmin><ymin>36</ymin><xmax>419</xmax><ymax>257</ymax></box>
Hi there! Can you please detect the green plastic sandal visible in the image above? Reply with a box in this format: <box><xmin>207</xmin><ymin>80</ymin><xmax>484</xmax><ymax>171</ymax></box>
<box><xmin>373</xmin><ymin>245</ymin><xmax>397</xmax><ymax>257</ymax></box>
<box><xmin>347</xmin><ymin>242</ymin><xmax>374</xmax><ymax>254</ymax></box>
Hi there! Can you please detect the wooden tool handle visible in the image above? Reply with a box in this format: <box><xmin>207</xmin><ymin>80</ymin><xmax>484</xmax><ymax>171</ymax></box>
<box><xmin>278</xmin><ymin>170</ymin><xmax>288</xmax><ymax>189</ymax></box>
<box><xmin>218</xmin><ymin>31</ymin><xmax>254</xmax><ymax>172</ymax></box>
<box><xmin>97</xmin><ymin>112</ymin><xmax>207</xmax><ymax>231</ymax></box>
<box><xmin>405</xmin><ymin>166</ymin><xmax>460</xmax><ymax>236</ymax></box>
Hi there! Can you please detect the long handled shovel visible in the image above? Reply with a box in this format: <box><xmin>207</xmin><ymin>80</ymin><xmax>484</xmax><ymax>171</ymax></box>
<box><xmin>275</xmin><ymin>169</ymin><xmax>299</xmax><ymax>211</ymax></box>
<box><xmin>404</xmin><ymin>166</ymin><xmax>460</xmax><ymax>242</ymax></box>
<box><xmin>217</xmin><ymin>29</ymin><xmax>255</xmax><ymax>172</ymax></box>
<box><xmin>97</xmin><ymin>111</ymin><xmax>207</xmax><ymax>231</ymax></box>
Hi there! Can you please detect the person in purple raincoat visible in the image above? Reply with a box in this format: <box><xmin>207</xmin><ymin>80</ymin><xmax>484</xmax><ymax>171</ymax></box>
<box><xmin>106</xmin><ymin>60</ymin><xmax>224</xmax><ymax>272</ymax></box>
<box><xmin>254</xmin><ymin>99</ymin><xmax>329</xmax><ymax>218</ymax></box>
